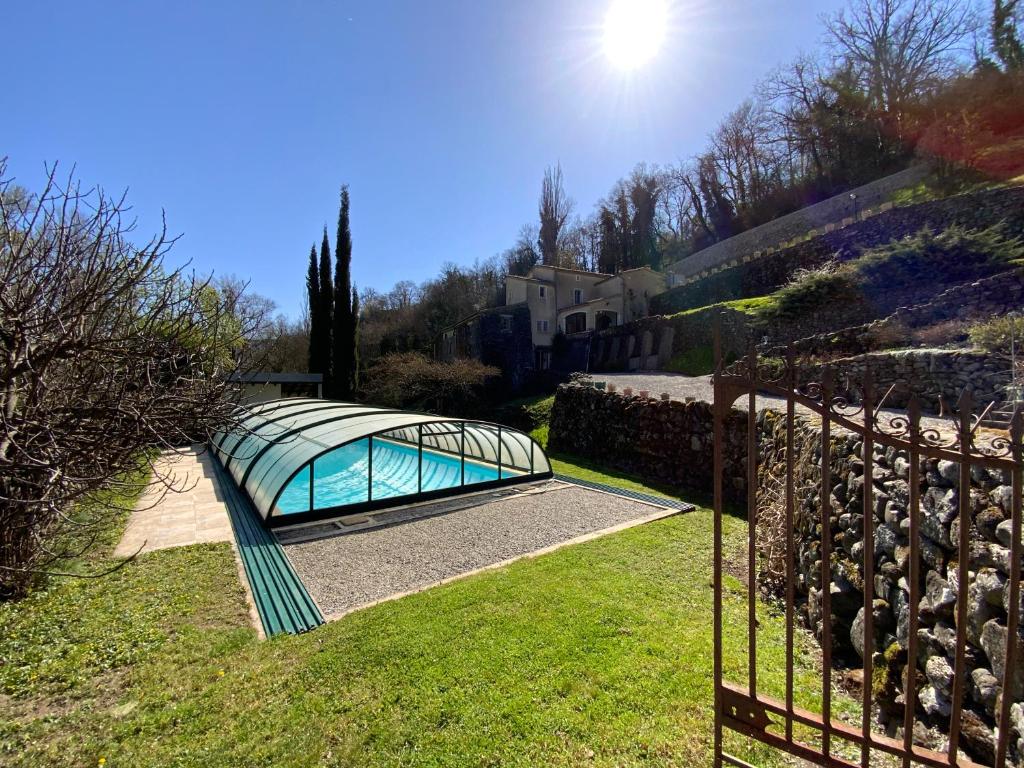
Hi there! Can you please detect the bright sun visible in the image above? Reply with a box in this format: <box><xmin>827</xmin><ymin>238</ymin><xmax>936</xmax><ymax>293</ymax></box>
<box><xmin>603</xmin><ymin>0</ymin><xmax>668</xmax><ymax>70</ymax></box>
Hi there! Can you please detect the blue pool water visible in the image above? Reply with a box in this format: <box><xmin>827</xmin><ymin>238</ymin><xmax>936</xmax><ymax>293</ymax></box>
<box><xmin>275</xmin><ymin>439</ymin><xmax>504</xmax><ymax>515</ymax></box>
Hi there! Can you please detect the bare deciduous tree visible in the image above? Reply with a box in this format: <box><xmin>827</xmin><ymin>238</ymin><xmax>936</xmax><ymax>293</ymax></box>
<box><xmin>538</xmin><ymin>163</ymin><xmax>573</xmax><ymax>266</ymax></box>
<box><xmin>824</xmin><ymin>0</ymin><xmax>976</xmax><ymax>122</ymax></box>
<box><xmin>0</xmin><ymin>160</ymin><xmax>261</xmax><ymax>598</ymax></box>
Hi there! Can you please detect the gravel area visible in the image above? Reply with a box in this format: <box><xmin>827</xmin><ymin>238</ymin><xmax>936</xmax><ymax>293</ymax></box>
<box><xmin>280</xmin><ymin>482</ymin><xmax>674</xmax><ymax>618</ymax></box>
<box><xmin>596</xmin><ymin>371</ymin><xmax>958</xmax><ymax>436</ymax></box>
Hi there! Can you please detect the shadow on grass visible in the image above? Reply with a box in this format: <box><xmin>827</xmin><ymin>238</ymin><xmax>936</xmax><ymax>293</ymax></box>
<box><xmin>547</xmin><ymin>449</ymin><xmax>749</xmax><ymax>522</ymax></box>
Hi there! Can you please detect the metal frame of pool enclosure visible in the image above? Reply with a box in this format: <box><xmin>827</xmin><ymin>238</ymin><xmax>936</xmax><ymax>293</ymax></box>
<box><xmin>212</xmin><ymin>398</ymin><xmax>553</xmax><ymax>527</ymax></box>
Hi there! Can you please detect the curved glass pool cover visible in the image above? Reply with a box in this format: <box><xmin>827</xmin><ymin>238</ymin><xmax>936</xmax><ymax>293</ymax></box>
<box><xmin>212</xmin><ymin>399</ymin><xmax>553</xmax><ymax>525</ymax></box>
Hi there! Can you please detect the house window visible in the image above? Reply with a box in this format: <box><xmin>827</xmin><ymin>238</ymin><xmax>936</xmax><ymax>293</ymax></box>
<box><xmin>499</xmin><ymin>315</ymin><xmax>512</xmax><ymax>333</ymax></box>
<box><xmin>573</xmin><ymin>289</ymin><xmax>582</xmax><ymax>304</ymax></box>
<box><xmin>536</xmin><ymin>320</ymin><xmax>549</xmax><ymax>333</ymax></box>
<box><xmin>536</xmin><ymin>349</ymin><xmax>552</xmax><ymax>370</ymax></box>
<box><xmin>538</xmin><ymin>285</ymin><xmax>547</xmax><ymax>298</ymax></box>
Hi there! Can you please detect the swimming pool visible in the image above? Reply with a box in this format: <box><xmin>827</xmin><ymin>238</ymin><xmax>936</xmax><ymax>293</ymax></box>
<box><xmin>275</xmin><ymin>438</ymin><xmax>509</xmax><ymax>514</ymax></box>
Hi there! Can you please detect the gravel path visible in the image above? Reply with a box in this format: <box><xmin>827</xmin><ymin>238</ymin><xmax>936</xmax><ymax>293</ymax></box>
<box><xmin>596</xmin><ymin>371</ymin><xmax>959</xmax><ymax>436</ymax></box>
<box><xmin>281</xmin><ymin>482</ymin><xmax>674</xmax><ymax>618</ymax></box>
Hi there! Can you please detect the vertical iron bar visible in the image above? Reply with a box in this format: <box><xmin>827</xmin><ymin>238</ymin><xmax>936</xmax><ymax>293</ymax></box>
<box><xmin>418</xmin><ymin>425</ymin><xmax>423</xmax><ymax>494</ymax></box>
<box><xmin>785</xmin><ymin>346</ymin><xmax>796</xmax><ymax>743</ymax></box>
<box><xmin>948</xmin><ymin>392</ymin><xmax>973</xmax><ymax>759</ymax></box>
<box><xmin>713</xmin><ymin>317</ymin><xmax>724</xmax><ymax>768</ymax></box>
<box><xmin>309</xmin><ymin>459</ymin><xmax>315</xmax><ymax>512</ymax></box>
<box><xmin>747</xmin><ymin>346</ymin><xmax>758</xmax><ymax>697</ymax></box>
<box><xmin>902</xmin><ymin>399</ymin><xmax>923</xmax><ymax>768</ymax></box>
<box><xmin>460</xmin><ymin>423</ymin><xmax>466</xmax><ymax>486</ymax></box>
<box><xmin>821</xmin><ymin>366</ymin><xmax>835</xmax><ymax>759</ymax></box>
<box><xmin>367</xmin><ymin>435</ymin><xmax>373</xmax><ymax>501</ymax></box>
<box><xmin>996</xmin><ymin>411</ymin><xmax>1022</xmax><ymax>768</ymax></box>
<box><xmin>861</xmin><ymin>368</ymin><xmax>876</xmax><ymax>768</ymax></box>
<box><xmin>498</xmin><ymin>426</ymin><xmax>503</xmax><ymax>480</ymax></box>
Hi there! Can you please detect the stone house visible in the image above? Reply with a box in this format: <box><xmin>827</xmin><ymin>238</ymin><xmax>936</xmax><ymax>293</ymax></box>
<box><xmin>437</xmin><ymin>265</ymin><xmax>665</xmax><ymax>375</ymax></box>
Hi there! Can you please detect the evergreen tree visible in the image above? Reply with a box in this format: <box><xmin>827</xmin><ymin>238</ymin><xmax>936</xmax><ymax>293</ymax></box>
<box><xmin>332</xmin><ymin>186</ymin><xmax>355</xmax><ymax>399</ymax></box>
<box><xmin>351</xmin><ymin>283</ymin><xmax>361</xmax><ymax>392</ymax></box>
<box><xmin>993</xmin><ymin>0</ymin><xmax>1024</xmax><ymax>71</ymax></box>
<box><xmin>306</xmin><ymin>244</ymin><xmax>321</xmax><ymax>374</ymax></box>
<box><xmin>318</xmin><ymin>228</ymin><xmax>334</xmax><ymax>390</ymax></box>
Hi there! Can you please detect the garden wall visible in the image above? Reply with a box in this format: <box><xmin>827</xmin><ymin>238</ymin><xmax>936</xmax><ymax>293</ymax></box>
<box><xmin>548</xmin><ymin>383</ymin><xmax>1023</xmax><ymax>765</ymax></box>
<box><xmin>547</xmin><ymin>383</ymin><xmax>749</xmax><ymax>501</ymax></box>
<box><xmin>801</xmin><ymin>349</ymin><xmax>1011</xmax><ymax>414</ymax></box>
<box><xmin>652</xmin><ymin>185</ymin><xmax>1024</xmax><ymax>316</ymax></box>
<box><xmin>789</xmin><ymin>269</ymin><xmax>1024</xmax><ymax>359</ymax></box>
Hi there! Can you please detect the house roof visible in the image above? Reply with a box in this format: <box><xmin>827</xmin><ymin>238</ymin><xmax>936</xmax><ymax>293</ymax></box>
<box><xmin>593</xmin><ymin>266</ymin><xmax>661</xmax><ymax>287</ymax></box>
<box><xmin>529</xmin><ymin>264</ymin><xmax>614</xmax><ymax>278</ymax></box>
<box><xmin>437</xmin><ymin>302</ymin><xmax>527</xmax><ymax>336</ymax></box>
<box><xmin>229</xmin><ymin>372</ymin><xmax>323</xmax><ymax>384</ymax></box>
<box><xmin>557</xmin><ymin>295</ymin><xmax>622</xmax><ymax>314</ymax></box>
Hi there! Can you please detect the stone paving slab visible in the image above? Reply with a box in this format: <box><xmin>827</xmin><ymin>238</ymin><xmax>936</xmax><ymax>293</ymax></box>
<box><xmin>115</xmin><ymin>447</ymin><xmax>234</xmax><ymax>556</ymax></box>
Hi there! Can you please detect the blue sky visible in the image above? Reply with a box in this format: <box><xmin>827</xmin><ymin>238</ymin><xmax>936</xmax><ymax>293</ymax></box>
<box><xmin>6</xmin><ymin>0</ymin><xmax>847</xmax><ymax>319</ymax></box>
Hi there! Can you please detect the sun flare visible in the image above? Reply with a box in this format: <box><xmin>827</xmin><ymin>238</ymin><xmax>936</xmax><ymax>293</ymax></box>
<box><xmin>603</xmin><ymin>0</ymin><xmax>668</xmax><ymax>70</ymax></box>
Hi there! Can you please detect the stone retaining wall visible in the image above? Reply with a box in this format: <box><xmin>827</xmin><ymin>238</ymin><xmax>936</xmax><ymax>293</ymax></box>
<box><xmin>759</xmin><ymin>409</ymin><xmax>1023</xmax><ymax>766</ymax></box>
<box><xmin>548</xmin><ymin>383</ymin><xmax>749</xmax><ymax>501</ymax></box>
<box><xmin>789</xmin><ymin>270</ymin><xmax>1024</xmax><ymax>359</ymax></box>
<box><xmin>548</xmin><ymin>384</ymin><xmax>1023</xmax><ymax>765</ymax></box>
<box><xmin>802</xmin><ymin>350</ymin><xmax>1011</xmax><ymax>413</ymax></box>
<box><xmin>588</xmin><ymin>305</ymin><xmax>752</xmax><ymax>373</ymax></box>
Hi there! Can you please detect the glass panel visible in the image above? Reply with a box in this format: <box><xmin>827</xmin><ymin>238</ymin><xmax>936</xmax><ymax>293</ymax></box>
<box><xmin>371</xmin><ymin>437</ymin><xmax>429</xmax><ymax>500</ymax></box>
<box><xmin>311</xmin><ymin>439</ymin><xmax>369</xmax><ymax>509</ymax></box>
<box><xmin>500</xmin><ymin>430</ymin><xmax>532</xmax><ymax>474</ymax></box>
<box><xmin>274</xmin><ymin>465</ymin><xmax>310</xmax><ymax>515</ymax></box>
<box><xmin>532</xmin><ymin>441</ymin><xmax>551</xmax><ymax>474</ymax></box>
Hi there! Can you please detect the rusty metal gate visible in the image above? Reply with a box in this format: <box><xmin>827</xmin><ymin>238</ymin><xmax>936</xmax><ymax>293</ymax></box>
<box><xmin>712</xmin><ymin>337</ymin><xmax>1022</xmax><ymax>768</ymax></box>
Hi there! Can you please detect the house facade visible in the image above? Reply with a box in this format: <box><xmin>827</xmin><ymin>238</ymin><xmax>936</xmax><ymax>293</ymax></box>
<box><xmin>438</xmin><ymin>265</ymin><xmax>665</xmax><ymax>377</ymax></box>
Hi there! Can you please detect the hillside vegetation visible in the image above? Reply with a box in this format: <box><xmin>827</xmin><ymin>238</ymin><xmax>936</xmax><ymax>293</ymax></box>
<box><xmin>756</xmin><ymin>225</ymin><xmax>1024</xmax><ymax>324</ymax></box>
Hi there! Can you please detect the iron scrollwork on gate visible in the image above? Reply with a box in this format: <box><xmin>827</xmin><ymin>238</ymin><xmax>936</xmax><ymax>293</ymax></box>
<box><xmin>712</xmin><ymin>322</ymin><xmax>1022</xmax><ymax>768</ymax></box>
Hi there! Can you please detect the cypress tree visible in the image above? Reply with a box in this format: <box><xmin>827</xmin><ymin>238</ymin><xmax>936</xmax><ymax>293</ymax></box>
<box><xmin>351</xmin><ymin>283</ymin><xmax>361</xmax><ymax>392</ymax></box>
<box><xmin>332</xmin><ymin>186</ymin><xmax>354</xmax><ymax>400</ymax></box>
<box><xmin>306</xmin><ymin>244</ymin><xmax>320</xmax><ymax>373</ymax></box>
<box><xmin>318</xmin><ymin>228</ymin><xmax>334</xmax><ymax>391</ymax></box>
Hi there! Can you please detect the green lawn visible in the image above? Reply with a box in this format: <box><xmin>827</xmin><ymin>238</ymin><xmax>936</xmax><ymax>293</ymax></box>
<box><xmin>1</xmin><ymin>455</ymin><xmax>856</xmax><ymax>768</ymax></box>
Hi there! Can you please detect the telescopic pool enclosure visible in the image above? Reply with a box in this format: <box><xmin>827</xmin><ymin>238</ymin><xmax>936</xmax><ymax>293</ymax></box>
<box><xmin>212</xmin><ymin>398</ymin><xmax>553</xmax><ymax>526</ymax></box>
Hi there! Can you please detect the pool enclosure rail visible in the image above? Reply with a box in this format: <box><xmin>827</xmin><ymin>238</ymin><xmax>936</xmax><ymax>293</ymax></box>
<box><xmin>212</xmin><ymin>400</ymin><xmax>552</xmax><ymax>527</ymax></box>
<box><xmin>266</xmin><ymin>418</ymin><xmax>551</xmax><ymax>528</ymax></box>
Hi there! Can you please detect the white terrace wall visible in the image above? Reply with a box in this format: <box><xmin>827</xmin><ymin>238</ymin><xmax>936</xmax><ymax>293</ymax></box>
<box><xmin>666</xmin><ymin>165</ymin><xmax>929</xmax><ymax>285</ymax></box>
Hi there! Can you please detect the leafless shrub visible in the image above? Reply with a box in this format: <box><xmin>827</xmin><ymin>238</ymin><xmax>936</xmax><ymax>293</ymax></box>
<box><xmin>0</xmin><ymin>160</ymin><xmax>261</xmax><ymax>598</ymax></box>
<box><xmin>911</xmin><ymin>319</ymin><xmax>970</xmax><ymax>348</ymax></box>
<box><xmin>359</xmin><ymin>352</ymin><xmax>499</xmax><ymax>417</ymax></box>
<box><xmin>786</xmin><ymin>258</ymin><xmax>842</xmax><ymax>288</ymax></box>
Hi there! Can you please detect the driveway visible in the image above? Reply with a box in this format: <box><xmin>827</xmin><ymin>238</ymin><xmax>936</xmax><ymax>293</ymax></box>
<box><xmin>592</xmin><ymin>371</ymin><xmax>960</xmax><ymax>437</ymax></box>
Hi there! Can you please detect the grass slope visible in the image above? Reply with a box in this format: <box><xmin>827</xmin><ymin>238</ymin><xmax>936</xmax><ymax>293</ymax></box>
<box><xmin>1</xmin><ymin>455</ymin><xmax>858</xmax><ymax>768</ymax></box>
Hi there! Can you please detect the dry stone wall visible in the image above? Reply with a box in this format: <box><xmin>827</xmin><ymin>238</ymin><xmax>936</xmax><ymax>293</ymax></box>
<box><xmin>548</xmin><ymin>383</ymin><xmax>749</xmax><ymax>501</ymax></box>
<box><xmin>759</xmin><ymin>409</ymin><xmax>1023</xmax><ymax>767</ymax></box>
<box><xmin>789</xmin><ymin>269</ymin><xmax>1024</xmax><ymax>359</ymax></box>
<box><xmin>801</xmin><ymin>350</ymin><xmax>1011</xmax><ymax>413</ymax></box>
<box><xmin>548</xmin><ymin>384</ymin><xmax>1023</xmax><ymax>765</ymax></box>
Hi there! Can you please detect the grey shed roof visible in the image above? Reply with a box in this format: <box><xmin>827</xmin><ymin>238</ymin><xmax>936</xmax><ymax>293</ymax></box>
<box><xmin>228</xmin><ymin>372</ymin><xmax>323</xmax><ymax>384</ymax></box>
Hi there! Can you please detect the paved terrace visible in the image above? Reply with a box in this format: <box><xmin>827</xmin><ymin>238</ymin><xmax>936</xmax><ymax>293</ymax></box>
<box><xmin>115</xmin><ymin>447</ymin><xmax>233</xmax><ymax>556</ymax></box>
